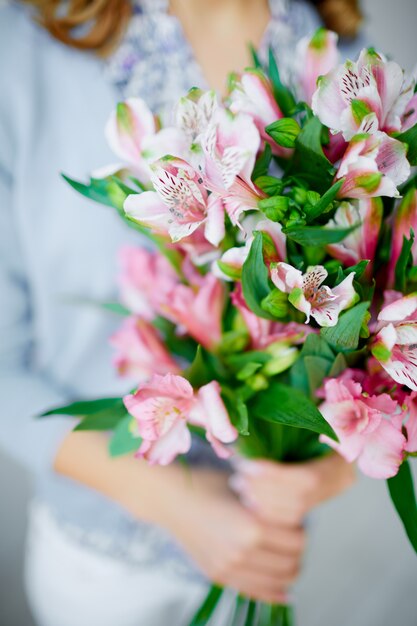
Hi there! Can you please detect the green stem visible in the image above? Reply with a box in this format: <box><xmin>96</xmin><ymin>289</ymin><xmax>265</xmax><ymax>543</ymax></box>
<box><xmin>188</xmin><ymin>584</ymin><xmax>223</xmax><ymax>626</ymax></box>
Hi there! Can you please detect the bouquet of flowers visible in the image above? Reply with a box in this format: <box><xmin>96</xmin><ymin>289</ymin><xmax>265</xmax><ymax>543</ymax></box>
<box><xmin>44</xmin><ymin>28</ymin><xmax>417</xmax><ymax>626</ymax></box>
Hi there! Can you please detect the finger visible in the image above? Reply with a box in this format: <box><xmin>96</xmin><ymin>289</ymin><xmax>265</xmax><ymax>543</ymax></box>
<box><xmin>248</xmin><ymin>547</ymin><xmax>302</xmax><ymax>579</ymax></box>
<box><xmin>228</xmin><ymin>571</ymin><xmax>290</xmax><ymax>605</ymax></box>
<box><xmin>260</xmin><ymin>524</ymin><xmax>306</xmax><ymax>555</ymax></box>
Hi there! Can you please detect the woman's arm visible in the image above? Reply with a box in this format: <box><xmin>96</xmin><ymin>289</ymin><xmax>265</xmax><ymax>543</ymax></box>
<box><xmin>55</xmin><ymin>430</ymin><xmax>306</xmax><ymax>604</ymax></box>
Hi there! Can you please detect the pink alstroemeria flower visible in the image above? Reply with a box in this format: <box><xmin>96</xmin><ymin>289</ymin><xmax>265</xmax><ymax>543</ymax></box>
<box><xmin>335</xmin><ymin>131</ymin><xmax>410</xmax><ymax>199</ymax></box>
<box><xmin>232</xmin><ymin>284</ymin><xmax>312</xmax><ymax>350</ymax></box>
<box><xmin>388</xmin><ymin>188</ymin><xmax>417</xmax><ymax>287</ymax></box>
<box><xmin>118</xmin><ymin>246</ymin><xmax>179</xmax><ymax>319</ymax></box>
<box><xmin>124</xmin><ymin>156</ymin><xmax>225</xmax><ymax>245</ymax></box>
<box><xmin>372</xmin><ymin>293</ymin><xmax>417</xmax><ymax>391</ymax></box>
<box><xmin>124</xmin><ymin>374</ymin><xmax>195</xmax><ymax>465</ymax></box>
<box><xmin>175</xmin><ymin>88</ymin><xmax>219</xmax><ymax>144</ymax></box>
<box><xmin>402</xmin><ymin>392</ymin><xmax>417</xmax><ymax>453</ymax></box>
<box><xmin>228</xmin><ymin>70</ymin><xmax>291</xmax><ymax>157</ymax></box>
<box><xmin>222</xmin><ymin>176</ymin><xmax>266</xmax><ymax>226</ymax></box>
<box><xmin>312</xmin><ymin>48</ymin><xmax>410</xmax><ymax>140</ymax></box>
<box><xmin>105</xmin><ymin>98</ymin><xmax>156</xmax><ymax>165</ymax></box>
<box><xmin>110</xmin><ymin>317</ymin><xmax>179</xmax><ymax>381</ymax></box>
<box><xmin>215</xmin><ymin>220</ymin><xmax>286</xmax><ymax>280</ymax></box>
<box><xmin>326</xmin><ymin>198</ymin><xmax>382</xmax><ymax>270</ymax></box>
<box><xmin>271</xmin><ymin>263</ymin><xmax>356</xmax><ymax>327</ymax></box>
<box><xmin>295</xmin><ymin>28</ymin><xmax>339</xmax><ymax>105</ymax></box>
<box><xmin>105</xmin><ymin>98</ymin><xmax>188</xmax><ymax>179</ymax></box>
<box><xmin>190</xmin><ymin>381</ymin><xmax>238</xmax><ymax>459</ymax></box>
<box><xmin>319</xmin><ymin>374</ymin><xmax>405</xmax><ymax>479</ymax></box>
<box><xmin>202</xmin><ymin>108</ymin><xmax>260</xmax><ymax>191</ymax></box>
<box><xmin>124</xmin><ymin>374</ymin><xmax>237</xmax><ymax>465</ymax></box>
<box><xmin>401</xmin><ymin>93</ymin><xmax>417</xmax><ymax>131</ymax></box>
<box><xmin>161</xmin><ymin>274</ymin><xmax>225</xmax><ymax>350</ymax></box>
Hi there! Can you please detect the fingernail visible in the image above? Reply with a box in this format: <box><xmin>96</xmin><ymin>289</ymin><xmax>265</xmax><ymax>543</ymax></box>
<box><xmin>228</xmin><ymin>474</ymin><xmax>247</xmax><ymax>494</ymax></box>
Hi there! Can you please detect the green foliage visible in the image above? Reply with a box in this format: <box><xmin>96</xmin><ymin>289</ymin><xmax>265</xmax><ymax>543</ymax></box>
<box><xmin>153</xmin><ymin>317</ymin><xmax>197</xmax><ymax>362</ymax></box>
<box><xmin>396</xmin><ymin>121</ymin><xmax>417</xmax><ymax>165</ymax></box>
<box><xmin>188</xmin><ymin>585</ymin><xmax>224</xmax><ymax>626</ymax></box>
<box><xmin>395</xmin><ymin>229</ymin><xmax>415</xmax><ymax>292</ymax></box>
<box><xmin>241</xmin><ymin>232</ymin><xmax>275</xmax><ymax>320</ymax></box>
<box><xmin>387</xmin><ymin>460</ymin><xmax>417</xmax><ymax>553</ymax></box>
<box><xmin>304</xmin><ymin>180</ymin><xmax>344</xmax><ymax>222</ymax></box>
<box><xmin>321</xmin><ymin>302</ymin><xmax>370</xmax><ymax>352</ymax></box>
<box><xmin>74</xmin><ymin>403</ymin><xmax>128</xmax><ymax>431</ymax></box>
<box><xmin>100</xmin><ymin>302</ymin><xmax>131</xmax><ymax>316</ymax></box>
<box><xmin>261</xmin><ymin>288</ymin><xmax>289</xmax><ymax>318</ymax></box>
<box><xmin>62</xmin><ymin>174</ymin><xmax>129</xmax><ymax>211</ymax></box>
<box><xmin>108</xmin><ymin>415</ymin><xmax>142</xmax><ymax>457</ymax></box>
<box><xmin>250</xmin><ymin>382</ymin><xmax>338</xmax><ymax>441</ymax></box>
<box><xmin>268</xmin><ymin>47</ymin><xmax>296</xmax><ymax>116</ymax></box>
<box><xmin>288</xmin><ymin>116</ymin><xmax>335</xmax><ymax>193</ymax></box>
<box><xmin>283</xmin><ymin>222</ymin><xmax>359</xmax><ymax>246</ymax></box>
<box><xmin>290</xmin><ymin>334</ymin><xmax>335</xmax><ymax>398</ymax></box>
<box><xmin>41</xmin><ymin>397</ymin><xmax>123</xmax><ymax>417</ymax></box>
<box><xmin>252</xmin><ymin>143</ymin><xmax>272</xmax><ymax>180</ymax></box>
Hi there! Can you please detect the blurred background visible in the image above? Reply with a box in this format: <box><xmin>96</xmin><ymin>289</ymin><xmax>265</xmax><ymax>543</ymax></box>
<box><xmin>1</xmin><ymin>1</ymin><xmax>417</xmax><ymax>625</ymax></box>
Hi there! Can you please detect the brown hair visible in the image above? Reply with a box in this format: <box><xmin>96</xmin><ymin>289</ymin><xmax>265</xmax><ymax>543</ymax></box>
<box><xmin>26</xmin><ymin>0</ymin><xmax>363</xmax><ymax>56</ymax></box>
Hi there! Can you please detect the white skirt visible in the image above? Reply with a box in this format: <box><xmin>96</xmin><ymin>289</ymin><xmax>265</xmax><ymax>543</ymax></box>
<box><xmin>24</xmin><ymin>503</ymin><xmax>235</xmax><ymax>626</ymax></box>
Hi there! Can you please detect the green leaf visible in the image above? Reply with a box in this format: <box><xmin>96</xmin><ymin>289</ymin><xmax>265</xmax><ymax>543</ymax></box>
<box><xmin>250</xmin><ymin>382</ymin><xmax>338</xmax><ymax>441</ymax></box>
<box><xmin>108</xmin><ymin>415</ymin><xmax>141</xmax><ymax>457</ymax></box>
<box><xmin>188</xmin><ymin>585</ymin><xmax>223</xmax><ymax>626</ymax></box>
<box><xmin>396</xmin><ymin>121</ymin><xmax>417</xmax><ymax>165</ymax></box>
<box><xmin>231</xmin><ymin>597</ymin><xmax>250</xmax><ymax>625</ymax></box>
<box><xmin>74</xmin><ymin>403</ymin><xmax>128</xmax><ymax>431</ymax></box>
<box><xmin>261</xmin><ymin>288</ymin><xmax>289</xmax><ymax>318</ymax></box>
<box><xmin>283</xmin><ymin>222</ymin><xmax>359</xmax><ymax>246</ymax></box>
<box><xmin>304</xmin><ymin>356</ymin><xmax>332</xmax><ymax>396</ymax></box>
<box><xmin>222</xmin><ymin>387</ymin><xmax>250</xmax><ymax>435</ymax></box>
<box><xmin>395</xmin><ymin>229</ymin><xmax>415</xmax><ymax>292</ymax></box>
<box><xmin>266</xmin><ymin>118</ymin><xmax>301</xmax><ymax>149</ymax></box>
<box><xmin>340</xmin><ymin>260</ymin><xmax>369</xmax><ymax>281</ymax></box>
<box><xmin>249</xmin><ymin>44</ymin><xmax>262</xmax><ymax>68</ymax></box>
<box><xmin>100</xmin><ymin>301</ymin><xmax>131</xmax><ymax>316</ymax></box>
<box><xmin>252</xmin><ymin>143</ymin><xmax>272</xmax><ymax>181</ymax></box>
<box><xmin>237</xmin><ymin>362</ymin><xmax>264</xmax><ymax>380</ymax></box>
<box><xmin>153</xmin><ymin>316</ymin><xmax>197</xmax><ymax>362</ymax></box>
<box><xmin>241</xmin><ymin>232</ymin><xmax>275</xmax><ymax>320</ymax></box>
<box><xmin>290</xmin><ymin>335</ymin><xmax>334</xmax><ymax>396</ymax></box>
<box><xmin>225</xmin><ymin>350</ymin><xmax>272</xmax><ymax>370</ymax></box>
<box><xmin>218</xmin><ymin>329</ymin><xmax>249</xmax><ymax>354</ymax></box>
<box><xmin>387</xmin><ymin>460</ymin><xmax>417</xmax><ymax>553</ymax></box>
<box><xmin>305</xmin><ymin>180</ymin><xmax>345</xmax><ymax>222</ymax></box>
<box><xmin>290</xmin><ymin>116</ymin><xmax>335</xmax><ymax>193</ymax></box>
<box><xmin>41</xmin><ymin>397</ymin><xmax>123</xmax><ymax>417</ymax></box>
<box><xmin>301</xmin><ymin>333</ymin><xmax>335</xmax><ymax>360</ymax></box>
<box><xmin>62</xmin><ymin>174</ymin><xmax>135</xmax><ymax>213</ymax></box>
<box><xmin>184</xmin><ymin>346</ymin><xmax>215</xmax><ymax>388</ymax></box>
<box><xmin>268</xmin><ymin>47</ymin><xmax>296</xmax><ymax>116</ymax></box>
<box><xmin>321</xmin><ymin>302</ymin><xmax>370</xmax><ymax>351</ymax></box>
<box><xmin>328</xmin><ymin>352</ymin><xmax>348</xmax><ymax>378</ymax></box>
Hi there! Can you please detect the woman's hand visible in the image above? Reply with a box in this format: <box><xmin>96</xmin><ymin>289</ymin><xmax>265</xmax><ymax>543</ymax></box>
<box><xmin>166</xmin><ymin>469</ymin><xmax>305</xmax><ymax>604</ymax></box>
<box><xmin>229</xmin><ymin>453</ymin><xmax>356</xmax><ymax>526</ymax></box>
